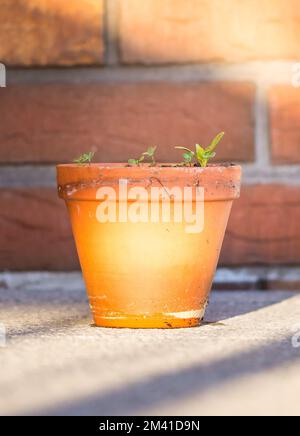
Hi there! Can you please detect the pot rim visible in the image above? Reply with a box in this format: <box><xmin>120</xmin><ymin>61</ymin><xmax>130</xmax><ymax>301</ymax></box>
<box><xmin>57</xmin><ymin>162</ymin><xmax>239</xmax><ymax>169</ymax></box>
<box><xmin>57</xmin><ymin>163</ymin><xmax>242</xmax><ymax>201</ymax></box>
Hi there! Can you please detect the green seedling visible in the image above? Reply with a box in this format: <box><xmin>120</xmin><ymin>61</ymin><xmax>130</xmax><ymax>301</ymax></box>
<box><xmin>128</xmin><ymin>146</ymin><xmax>157</xmax><ymax>166</ymax></box>
<box><xmin>175</xmin><ymin>132</ymin><xmax>225</xmax><ymax>168</ymax></box>
<box><xmin>73</xmin><ymin>151</ymin><xmax>95</xmax><ymax>165</ymax></box>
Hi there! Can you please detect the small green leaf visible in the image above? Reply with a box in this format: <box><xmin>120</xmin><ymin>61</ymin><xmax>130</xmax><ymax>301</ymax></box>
<box><xmin>128</xmin><ymin>159</ymin><xmax>138</xmax><ymax>165</ymax></box>
<box><xmin>175</xmin><ymin>146</ymin><xmax>194</xmax><ymax>155</ymax></box>
<box><xmin>203</xmin><ymin>151</ymin><xmax>216</xmax><ymax>159</ymax></box>
<box><xmin>175</xmin><ymin>146</ymin><xmax>195</xmax><ymax>166</ymax></box>
<box><xmin>183</xmin><ymin>153</ymin><xmax>194</xmax><ymax>166</ymax></box>
<box><xmin>129</xmin><ymin>146</ymin><xmax>157</xmax><ymax>166</ymax></box>
<box><xmin>183</xmin><ymin>152</ymin><xmax>193</xmax><ymax>161</ymax></box>
<box><xmin>73</xmin><ymin>151</ymin><xmax>95</xmax><ymax>165</ymax></box>
<box><xmin>195</xmin><ymin>144</ymin><xmax>205</xmax><ymax>154</ymax></box>
<box><xmin>195</xmin><ymin>144</ymin><xmax>205</xmax><ymax>161</ymax></box>
<box><xmin>206</xmin><ymin>132</ymin><xmax>225</xmax><ymax>153</ymax></box>
<box><xmin>146</xmin><ymin>146</ymin><xmax>157</xmax><ymax>157</ymax></box>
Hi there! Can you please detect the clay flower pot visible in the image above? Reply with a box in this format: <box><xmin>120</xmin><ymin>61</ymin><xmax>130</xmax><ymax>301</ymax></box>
<box><xmin>57</xmin><ymin>164</ymin><xmax>241</xmax><ymax>329</ymax></box>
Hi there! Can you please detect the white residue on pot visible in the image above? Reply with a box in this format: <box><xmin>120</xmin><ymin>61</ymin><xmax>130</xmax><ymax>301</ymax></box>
<box><xmin>165</xmin><ymin>308</ymin><xmax>206</xmax><ymax>319</ymax></box>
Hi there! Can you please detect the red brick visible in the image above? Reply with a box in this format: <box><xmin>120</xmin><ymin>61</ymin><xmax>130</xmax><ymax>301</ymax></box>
<box><xmin>0</xmin><ymin>189</ymin><xmax>78</xmax><ymax>270</ymax></box>
<box><xmin>270</xmin><ymin>86</ymin><xmax>300</xmax><ymax>164</ymax></box>
<box><xmin>120</xmin><ymin>0</ymin><xmax>300</xmax><ymax>64</ymax></box>
<box><xmin>0</xmin><ymin>0</ymin><xmax>104</xmax><ymax>66</ymax></box>
<box><xmin>221</xmin><ymin>185</ymin><xmax>300</xmax><ymax>265</ymax></box>
<box><xmin>0</xmin><ymin>82</ymin><xmax>255</xmax><ymax>164</ymax></box>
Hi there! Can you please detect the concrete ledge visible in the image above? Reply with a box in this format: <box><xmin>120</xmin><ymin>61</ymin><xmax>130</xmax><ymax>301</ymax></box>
<box><xmin>1</xmin><ymin>268</ymin><xmax>300</xmax><ymax>292</ymax></box>
<box><xmin>0</xmin><ymin>286</ymin><xmax>300</xmax><ymax>416</ymax></box>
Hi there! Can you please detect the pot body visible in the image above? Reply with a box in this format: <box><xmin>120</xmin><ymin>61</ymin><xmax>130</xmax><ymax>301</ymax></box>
<box><xmin>57</xmin><ymin>164</ymin><xmax>241</xmax><ymax>329</ymax></box>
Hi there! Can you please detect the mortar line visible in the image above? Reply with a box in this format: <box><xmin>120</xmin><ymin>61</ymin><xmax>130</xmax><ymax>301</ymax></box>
<box><xmin>103</xmin><ymin>0</ymin><xmax>120</xmax><ymax>66</ymax></box>
<box><xmin>2</xmin><ymin>165</ymin><xmax>300</xmax><ymax>187</ymax></box>
<box><xmin>6</xmin><ymin>61</ymin><xmax>298</xmax><ymax>85</ymax></box>
<box><xmin>254</xmin><ymin>82</ymin><xmax>272</xmax><ymax>169</ymax></box>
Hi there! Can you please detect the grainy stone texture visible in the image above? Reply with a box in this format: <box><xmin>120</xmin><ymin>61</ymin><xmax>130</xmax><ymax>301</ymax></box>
<box><xmin>120</xmin><ymin>0</ymin><xmax>300</xmax><ymax>64</ymax></box>
<box><xmin>0</xmin><ymin>285</ymin><xmax>299</xmax><ymax>416</ymax></box>
<box><xmin>269</xmin><ymin>86</ymin><xmax>300</xmax><ymax>164</ymax></box>
<box><xmin>0</xmin><ymin>83</ymin><xmax>255</xmax><ymax>164</ymax></box>
<box><xmin>0</xmin><ymin>0</ymin><xmax>104</xmax><ymax>66</ymax></box>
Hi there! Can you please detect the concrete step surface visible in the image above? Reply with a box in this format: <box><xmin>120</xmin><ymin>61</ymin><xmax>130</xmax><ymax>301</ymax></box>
<box><xmin>0</xmin><ymin>281</ymin><xmax>300</xmax><ymax>416</ymax></box>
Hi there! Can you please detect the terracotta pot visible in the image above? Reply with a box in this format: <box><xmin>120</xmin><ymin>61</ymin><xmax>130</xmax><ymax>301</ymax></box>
<box><xmin>57</xmin><ymin>164</ymin><xmax>241</xmax><ymax>329</ymax></box>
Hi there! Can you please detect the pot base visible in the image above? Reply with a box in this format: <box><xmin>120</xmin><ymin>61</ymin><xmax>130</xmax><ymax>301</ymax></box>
<box><xmin>92</xmin><ymin>309</ymin><xmax>206</xmax><ymax>329</ymax></box>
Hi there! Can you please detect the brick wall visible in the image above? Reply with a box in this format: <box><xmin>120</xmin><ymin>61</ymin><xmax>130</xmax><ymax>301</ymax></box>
<box><xmin>0</xmin><ymin>0</ymin><xmax>300</xmax><ymax>271</ymax></box>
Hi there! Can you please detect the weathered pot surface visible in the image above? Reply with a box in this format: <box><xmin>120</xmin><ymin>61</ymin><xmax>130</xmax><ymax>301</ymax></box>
<box><xmin>57</xmin><ymin>163</ymin><xmax>242</xmax><ymax>328</ymax></box>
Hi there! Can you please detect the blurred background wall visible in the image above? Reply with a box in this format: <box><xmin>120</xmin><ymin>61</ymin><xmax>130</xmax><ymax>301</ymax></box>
<box><xmin>0</xmin><ymin>0</ymin><xmax>300</xmax><ymax>288</ymax></box>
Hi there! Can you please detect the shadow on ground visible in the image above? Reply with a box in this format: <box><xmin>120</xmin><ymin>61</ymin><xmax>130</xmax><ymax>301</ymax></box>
<box><xmin>1</xmin><ymin>289</ymin><xmax>294</xmax><ymax>338</ymax></box>
<box><xmin>34</xmin><ymin>333</ymin><xmax>298</xmax><ymax>416</ymax></box>
<box><xmin>12</xmin><ymin>290</ymin><xmax>295</xmax><ymax>416</ymax></box>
